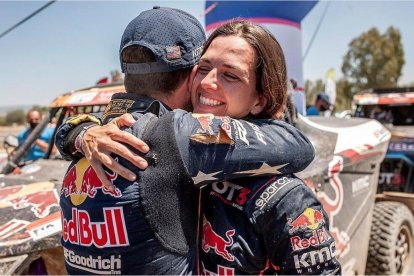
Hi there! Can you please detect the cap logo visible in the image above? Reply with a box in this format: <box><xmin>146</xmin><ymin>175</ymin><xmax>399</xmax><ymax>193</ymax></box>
<box><xmin>192</xmin><ymin>46</ymin><xmax>203</xmax><ymax>59</ymax></box>
<box><xmin>165</xmin><ymin>46</ymin><xmax>181</xmax><ymax>60</ymax></box>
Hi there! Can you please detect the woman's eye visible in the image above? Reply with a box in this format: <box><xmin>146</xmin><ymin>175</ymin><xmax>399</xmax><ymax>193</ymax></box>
<box><xmin>198</xmin><ymin>66</ymin><xmax>210</xmax><ymax>74</ymax></box>
<box><xmin>224</xmin><ymin>73</ymin><xmax>239</xmax><ymax>80</ymax></box>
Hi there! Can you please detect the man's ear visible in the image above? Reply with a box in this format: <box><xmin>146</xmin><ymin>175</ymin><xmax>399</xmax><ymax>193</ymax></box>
<box><xmin>251</xmin><ymin>95</ymin><xmax>268</xmax><ymax>115</ymax></box>
<box><xmin>187</xmin><ymin>65</ymin><xmax>199</xmax><ymax>91</ymax></box>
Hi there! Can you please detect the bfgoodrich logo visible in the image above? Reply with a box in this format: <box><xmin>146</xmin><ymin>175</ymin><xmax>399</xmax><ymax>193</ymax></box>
<box><xmin>64</xmin><ymin>248</ymin><xmax>122</xmax><ymax>274</ymax></box>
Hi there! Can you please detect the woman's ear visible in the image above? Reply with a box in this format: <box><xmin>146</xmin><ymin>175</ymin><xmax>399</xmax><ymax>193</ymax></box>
<box><xmin>251</xmin><ymin>95</ymin><xmax>268</xmax><ymax>115</ymax></box>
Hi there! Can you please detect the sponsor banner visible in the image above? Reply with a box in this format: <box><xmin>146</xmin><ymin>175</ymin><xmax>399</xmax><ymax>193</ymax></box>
<box><xmin>63</xmin><ymin>248</ymin><xmax>122</xmax><ymax>275</ymax></box>
<box><xmin>293</xmin><ymin>243</ymin><xmax>337</xmax><ymax>273</ymax></box>
<box><xmin>62</xmin><ymin>207</ymin><xmax>129</xmax><ymax>248</ymax></box>
<box><xmin>351</xmin><ymin>175</ymin><xmax>370</xmax><ymax>197</ymax></box>
<box><xmin>61</xmin><ymin>158</ymin><xmax>119</xmax><ymax>206</ymax></box>
<box><xmin>202</xmin><ymin>218</ymin><xmax>235</xmax><ymax>262</ymax></box>
<box><xmin>288</xmin><ymin>208</ymin><xmax>325</xmax><ymax>234</ymax></box>
<box><xmin>290</xmin><ymin>227</ymin><xmax>332</xmax><ymax>251</ymax></box>
<box><xmin>27</xmin><ymin>211</ymin><xmax>62</xmax><ymax>241</ymax></box>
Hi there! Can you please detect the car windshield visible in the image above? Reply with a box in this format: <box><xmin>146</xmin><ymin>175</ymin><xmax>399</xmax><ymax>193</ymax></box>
<box><xmin>355</xmin><ymin>104</ymin><xmax>414</xmax><ymax>126</ymax></box>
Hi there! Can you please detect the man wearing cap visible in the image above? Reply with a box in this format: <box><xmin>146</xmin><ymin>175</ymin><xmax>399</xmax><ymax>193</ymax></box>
<box><xmin>57</xmin><ymin>7</ymin><xmax>315</xmax><ymax>275</ymax></box>
<box><xmin>306</xmin><ymin>92</ymin><xmax>332</xmax><ymax>116</ymax></box>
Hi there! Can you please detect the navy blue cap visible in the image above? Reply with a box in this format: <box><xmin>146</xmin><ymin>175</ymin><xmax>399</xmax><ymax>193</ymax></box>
<box><xmin>120</xmin><ymin>7</ymin><xmax>206</xmax><ymax>74</ymax></box>
<box><xmin>317</xmin><ymin>93</ymin><xmax>332</xmax><ymax>106</ymax></box>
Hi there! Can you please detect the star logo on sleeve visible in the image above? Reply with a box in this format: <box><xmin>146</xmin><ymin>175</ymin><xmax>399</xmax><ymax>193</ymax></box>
<box><xmin>233</xmin><ymin>163</ymin><xmax>288</xmax><ymax>176</ymax></box>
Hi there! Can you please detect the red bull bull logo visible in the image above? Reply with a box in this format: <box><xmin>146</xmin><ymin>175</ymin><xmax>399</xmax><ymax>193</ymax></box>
<box><xmin>202</xmin><ymin>218</ymin><xmax>235</xmax><ymax>262</ymax></box>
<box><xmin>288</xmin><ymin>208</ymin><xmax>324</xmax><ymax>234</ymax></box>
<box><xmin>61</xmin><ymin>158</ymin><xmax>119</xmax><ymax>206</ymax></box>
<box><xmin>8</xmin><ymin>190</ymin><xmax>59</xmax><ymax>218</ymax></box>
<box><xmin>62</xmin><ymin>207</ymin><xmax>129</xmax><ymax>247</ymax></box>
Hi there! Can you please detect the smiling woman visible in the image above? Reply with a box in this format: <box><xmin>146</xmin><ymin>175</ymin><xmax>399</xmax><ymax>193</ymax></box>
<box><xmin>192</xmin><ymin>20</ymin><xmax>288</xmax><ymax>120</ymax></box>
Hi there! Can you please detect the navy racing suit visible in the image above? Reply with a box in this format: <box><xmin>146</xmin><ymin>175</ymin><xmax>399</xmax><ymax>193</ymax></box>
<box><xmin>56</xmin><ymin>93</ymin><xmax>316</xmax><ymax>275</ymax></box>
<box><xmin>200</xmin><ymin>175</ymin><xmax>341</xmax><ymax>275</ymax></box>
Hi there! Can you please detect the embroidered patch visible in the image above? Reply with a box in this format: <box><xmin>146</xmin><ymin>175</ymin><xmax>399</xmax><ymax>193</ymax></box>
<box><xmin>165</xmin><ymin>46</ymin><xmax>181</xmax><ymax>60</ymax></box>
<box><xmin>102</xmin><ymin>99</ymin><xmax>134</xmax><ymax>120</ymax></box>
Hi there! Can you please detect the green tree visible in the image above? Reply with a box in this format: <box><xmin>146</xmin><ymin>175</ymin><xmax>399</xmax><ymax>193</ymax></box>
<box><xmin>335</xmin><ymin>78</ymin><xmax>353</xmax><ymax>111</ymax></box>
<box><xmin>342</xmin><ymin>26</ymin><xmax>405</xmax><ymax>92</ymax></box>
<box><xmin>5</xmin><ymin>109</ymin><xmax>25</xmax><ymax>125</ymax></box>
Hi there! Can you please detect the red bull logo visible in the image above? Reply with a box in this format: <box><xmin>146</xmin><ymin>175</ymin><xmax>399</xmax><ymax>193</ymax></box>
<box><xmin>288</xmin><ymin>208</ymin><xmax>324</xmax><ymax>234</ymax></box>
<box><xmin>62</xmin><ymin>207</ymin><xmax>129</xmax><ymax>247</ymax></box>
<box><xmin>290</xmin><ymin>227</ymin><xmax>332</xmax><ymax>251</ymax></box>
<box><xmin>202</xmin><ymin>218</ymin><xmax>235</xmax><ymax>262</ymax></box>
<box><xmin>61</xmin><ymin>158</ymin><xmax>119</xmax><ymax>206</ymax></box>
<box><xmin>8</xmin><ymin>190</ymin><xmax>59</xmax><ymax>218</ymax></box>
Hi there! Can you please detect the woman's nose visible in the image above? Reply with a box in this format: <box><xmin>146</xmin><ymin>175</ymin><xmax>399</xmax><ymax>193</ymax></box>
<box><xmin>200</xmin><ymin>69</ymin><xmax>218</xmax><ymax>91</ymax></box>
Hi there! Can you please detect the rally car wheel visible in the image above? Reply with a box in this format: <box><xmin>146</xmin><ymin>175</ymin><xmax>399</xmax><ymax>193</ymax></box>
<box><xmin>365</xmin><ymin>201</ymin><xmax>413</xmax><ymax>275</ymax></box>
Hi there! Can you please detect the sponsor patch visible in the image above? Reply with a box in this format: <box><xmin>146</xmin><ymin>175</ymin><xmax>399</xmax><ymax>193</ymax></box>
<box><xmin>62</xmin><ymin>207</ymin><xmax>129</xmax><ymax>248</ymax></box>
<box><xmin>61</xmin><ymin>158</ymin><xmax>119</xmax><ymax>206</ymax></box>
<box><xmin>210</xmin><ymin>181</ymin><xmax>250</xmax><ymax>209</ymax></box>
<box><xmin>202</xmin><ymin>217</ymin><xmax>235</xmax><ymax>262</ymax></box>
<box><xmin>232</xmin><ymin>120</ymin><xmax>249</xmax><ymax>145</ymax></box>
<box><xmin>102</xmin><ymin>99</ymin><xmax>134</xmax><ymax>120</ymax></box>
<box><xmin>255</xmin><ymin>176</ymin><xmax>293</xmax><ymax>210</ymax></box>
<box><xmin>165</xmin><ymin>46</ymin><xmax>181</xmax><ymax>60</ymax></box>
<box><xmin>63</xmin><ymin>248</ymin><xmax>122</xmax><ymax>274</ymax></box>
<box><xmin>191</xmin><ymin>128</ymin><xmax>234</xmax><ymax>145</ymax></box>
<box><xmin>288</xmin><ymin>208</ymin><xmax>325</xmax><ymax>234</ymax></box>
<box><xmin>193</xmin><ymin>113</ymin><xmax>215</xmax><ymax>135</ymax></box>
<box><xmin>293</xmin><ymin>242</ymin><xmax>337</xmax><ymax>273</ymax></box>
<box><xmin>290</xmin><ymin>227</ymin><xmax>332</xmax><ymax>251</ymax></box>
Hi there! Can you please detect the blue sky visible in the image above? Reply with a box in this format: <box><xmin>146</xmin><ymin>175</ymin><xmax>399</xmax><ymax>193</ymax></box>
<box><xmin>0</xmin><ymin>1</ymin><xmax>413</xmax><ymax>107</ymax></box>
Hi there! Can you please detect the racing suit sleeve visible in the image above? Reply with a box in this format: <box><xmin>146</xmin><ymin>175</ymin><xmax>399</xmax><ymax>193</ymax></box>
<box><xmin>170</xmin><ymin>110</ymin><xmax>315</xmax><ymax>187</ymax></box>
<box><xmin>252</xmin><ymin>177</ymin><xmax>341</xmax><ymax>275</ymax></box>
<box><xmin>55</xmin><ymin>114</ymin><xmax>101</xmax><ymax>160</ymax></box>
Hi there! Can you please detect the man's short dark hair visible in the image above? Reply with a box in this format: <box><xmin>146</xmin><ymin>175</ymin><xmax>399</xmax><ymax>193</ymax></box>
<box><xmin>122</xmin><ymin>45</ymin><xmax>192</xmax><ymax>96</ymax></box>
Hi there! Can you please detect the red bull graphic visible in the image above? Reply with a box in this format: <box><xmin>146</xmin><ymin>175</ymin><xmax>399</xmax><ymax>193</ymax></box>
<box><xmin>0</xmin><ymin>186</ymin><xmax>24</xmax><ymax>200</ymax></box>
<box><xmin>202</xmin><ymin>218</ymin><xmax>235</xmax><ymax>262</ymax></box>
<box><xmin>290</xmin><ymin>227</ymin><xmax>332</xmax><ymax>251</ymax></box>
<box><xmin>62</xmin><ymin>207</ymin><xmax>129</xmax><ymax>247</ymax></box>
<box><xmin>8</xmin><ymin>190</ymin><xmax>59</xmax><ymax>218</ymax></box>
<box><xmin>288</xmin><ymin>208</ymin><xmax>324</xmax><ymax>234</ymax></box>
<box><xmin>304</xmin><ymin>155</ymin><xmax>350</xmax><ymax>256</ymax></box>
<box><xmin>193</xmin><ymin>114</ymin><xmax>214</xmax><ymax>135</ymax></box>
<box><xmin>61</xmin><ymin>157</ymin><xmax>119</xmax><ymax>206</ymax></box>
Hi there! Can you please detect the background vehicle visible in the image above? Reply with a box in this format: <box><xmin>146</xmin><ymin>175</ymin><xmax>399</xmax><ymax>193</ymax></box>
<box><xmin>353</xmin><ymin>87</ymin><xmax>414</xmax><ymax>274</ymax></box>
<box><xmin>0</xmin><ymin>83</ymin><xmax>124</xmax><ymax>275</ymax></box>
<box><xmin>0</xmin><ymin>83</ymin><xmax>392</xmax><ymax>275</ymax></box>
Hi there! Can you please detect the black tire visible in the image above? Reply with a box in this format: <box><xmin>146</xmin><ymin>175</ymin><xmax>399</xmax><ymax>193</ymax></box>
<box><xmin>365</xmin><ymin>201</ymin><xmax>414</xmax><ymax>275</ymax></box>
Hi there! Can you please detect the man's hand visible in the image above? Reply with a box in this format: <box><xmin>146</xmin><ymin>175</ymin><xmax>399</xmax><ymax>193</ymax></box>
<box><xmin>81</xmin><ymin>114</ymin><xmax>149</xmax><ymax>191</ymax></box>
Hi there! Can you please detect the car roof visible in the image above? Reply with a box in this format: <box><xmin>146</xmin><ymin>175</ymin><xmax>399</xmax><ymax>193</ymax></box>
<box><xmin>49</xmin><ymin>83</ymin><xmax>126</xmax><ymax>108</ymax></box>
<box><xmin>353</xmin><ymin>87</ymin><xmax>414</xmax><ymax>105</ymax></box>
